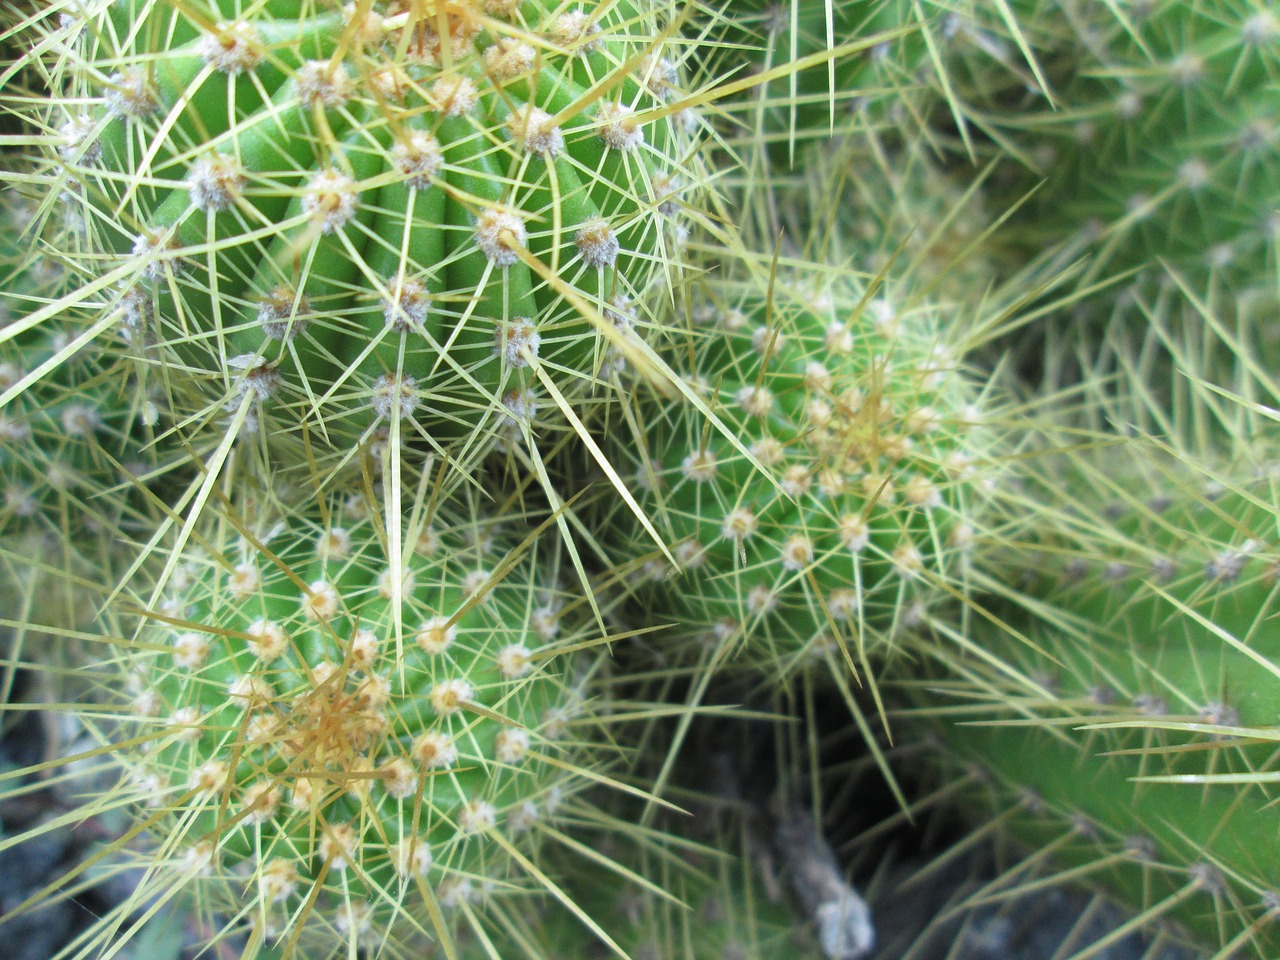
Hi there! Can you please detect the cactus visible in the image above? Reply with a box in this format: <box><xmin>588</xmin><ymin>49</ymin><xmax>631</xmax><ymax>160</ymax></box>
<box><xmin>591</xmin><ymin>253</ymin><xmax>998</xmax><ymax>702</ymax></box>
<box><xmin>569</xmin><ymin>810</ymin><xmax>839</xmax><ymax>960</ymax></box>
<box><xmin>739</xmin><ymin>130</ymin><xmax>1014</xmax><ymax>310</ymax></box>
<box><xmin>690</xmin><ymin>0</ymin><xmax>1045</xmax><ymax>160</ymax></box>
<box><xmin>0</xmin><ymin>189</ymin><xmax>181</xmax><ymax>645</ymax></box>
<box><xmin>407</xmin><ymin>794</ymin><xmax>848</xmax><ymax>960</ymax></box>
<box><xmin>30</xmin><ymin>0</ymin><xmax>702</xmax><ymax>489</ymax></box>
<box><xmin>883</xmin><ymin>433</ymin><xmax>1280</xmax><ymax>957</ymax></box>
<box><xmin>73</xmin><ymin>488</ymin><xmax>614</xmax><ymax>957</ymax></box>
<box><xmin>976</xmin><ymin>1</ymin><xmax>1279</xmax><ymax>306</ymax></box>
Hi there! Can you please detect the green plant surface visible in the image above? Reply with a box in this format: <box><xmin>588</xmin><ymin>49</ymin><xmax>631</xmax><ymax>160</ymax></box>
<box><xmin>977</xmin><ymin>0</ymin><xmax>1279</xmax><ymax>302</ymax></box>
<box><xmin>887</xmin><ymin>430</ymin><xmax>1280</xmax><ymax>959</ymax></box>
<box><xmin>4</xmin><ymin>483</ymin><xmax>632</xmax><ymax>960</ymax></box>
<box><xmin>579</xmin><ymin>250</ymin><xmax>1009</xmax><ymax>807</ymax></box>
<box><xmin>20</xmin><ymin>0</ymin><xmax>706</xmax><ymax>487</ymax></box>
<box><xmin>688</xmin><ymin>0</ymin><xmax>1047</xmax><ymax>159</ymax></box>
<box><xmin>0</xmin><ymin>187</ymin><xmax>185</xmax><ymax>658</ymax></box>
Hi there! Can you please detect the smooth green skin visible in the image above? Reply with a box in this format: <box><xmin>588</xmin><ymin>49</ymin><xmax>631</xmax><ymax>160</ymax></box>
<box><xmin>984</xmin><ymin>0</ymin><xmax>1280</xmax><ymax>292</ymax></box>
<box><xmin>81</xmin><ymin>0</ymin><xmax>688</xmax><ymax>448</ymax></box>
<box><xmin>913</xmin><ymin>479</ymin><xmax>1280</xmax><ymax>956</ymax></box>
<box><xmin>137</xmin><ymin>505</ymin><xmax>571</xmax><ymax>936</ymax></box>
<box><xmin>602</xmin><ymin>281</ymin><xmax>977</xmax><ymax>671</ymax></box>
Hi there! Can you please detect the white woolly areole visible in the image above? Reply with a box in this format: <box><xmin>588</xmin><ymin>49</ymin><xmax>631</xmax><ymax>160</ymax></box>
<box><xmin>256</xmin><ymin>287</ymin><xmax>309</xmax><ymax>340</ymax></box>
<box><xmin>458</xmin><ymin>799</ymin><xmax>497</xmax><ymax>833</ymax></box>
<box><xmin>483</xmin><ymin>38</ymin><xmax>536</xmax><ymax>79</ymax></box>
<box><xmin>721</xmin><ymin>507</ymin><xmax>759</xmax><ymax>542</ymax></box>
<box><xmin>316</xmin><ymin>526</ymin><xmax>351</xmax><ymax>560</ymax></box>
<box><xmin>429</xmin><ymin>75</ymin><xmax>479</xmax><ymax>116</ymax></box>
<box><xmin>60</xmin><ymin>403</ymin><xmax>101</xmax><ymax>437</ymax></box>
<box><xmin>892</xmin><ymin>542</ymin><xmax>924</xmax><ymax>578</ymax></box>
<box><xmin>781</xmin><ymin>534</ymin><xmax>814</xmax><ymax>571</ymax></box>
<box><xmin>382</xmin><ymin>274</ymin><xmax>430</xmax><ymax>331</ymax></box>
<box><xmin>751</xmin><ymin>437</ymin><xmax>785</xmax><ymax>466</ymax></box>
<box><xmin>246</xmin><ymin>618</ymin><xmax>289</xmax><ymax>661</ymax></box>
<box><xmin>227</xmin><ymin>561</ymin><xmax>260</xmax><ymax>598</ymax></box>
<box><xmin>430</xmin><ymin>678</ymin><xmax>473</xmax><ymax>716</ymax></box>
<box><xmin>532</xmin><ymin>604</ymin><xmax>560</xmax><ymax>639</ymax></box>
<box><xmin>502</xmin><ymin>386</ymin><xmax>537</xmax><ymax>426</ymax></box>
<box><xmin>495</xmin><ymin>728</ymin><xmax>531</xmax><ymax>764</ymax></box>
<box><xmin>319</xmin><ymin>823</ymin><xmax>358</xmax><ymax>870</ymax></box>
<box><xmin>198</xmin><ymin>21</ymin><xmax>264</xmax><ymax>74</ymax></box>
<box><xmin>105</xmin><ymin>70</ymin><xmax>159</xmax><ymax>118</ymax></box>
<box><xmin>172</xmin><ymin>631</ymin><xmax>210</xmax><ymax>670</ymax></box>
<box><xmin>367</xmin><ymin>64</ymin><xmax>410</xmax><ymax>101</ymax></box>
<box><xmin>496</xmin><ymin>643</ymin><xmax>532</xmax><ymax>678</ymax></box>
<box><xmin>379</xmin><ymin>758</ymin><xmax>417</xmax><ymax>799</ymax></box>
<box><xmin>416</xmin><ymin>616</ymin><xmax>456</xmax><ymax>654</ymax></box>
<box><xmin>838</xmin><ymin>514</ymin><xmax>870</xmax><ymax>552</ymax></box>
<box><xmin>681</xmin><ymin>448</ymin><xmax>718</xmax><ymax>483</ymax></box>
<box><xmin>303</xmin><ymin>169</ymin><xmax>359</xmax><ymax>233</ymax></box>
<box><xmin>394</xmin><ymin>839</ymin><xmax>433</xmax><ymax>877</ymax></box>
<box><xmin>296</xmin><ymin>60</ymin><xmax>353</xmax><ymax>108</ymax></box>
<box><xmin>736</xmin><ymin>385</ymin><xmax>775</xmax><ymax>417</ymax></box>
<box><xmin>392</xmin><ymin>132</ymin><xmax>444</xmax><ymax>189</ymax></box>
<box><xmin>640</xmin><ymin>55</ymin><xmax>678</xmax><ymax>98</ymax></box>
<box><xmin>828</xmin><ymin>588</ymin><xmax>860</xmax><ymax>620</ymax></box>
<box><xmin>59</xmin><ymin>115</ymin><xmax>101</xmax><ymax>163</ymax></box>
<box><xmin>549</xmin><ymin>10</ymin><xmax>601</xmax><ymax>53</ymax></box>
<box><xmin>412</xmin><ymin>730</ymin><xmax>458</xmax><ymax>769</ymax></box>
<box><xmin>507</xmin><ymin>106</ymin><xmax>564</xmax><ymax>156</ymax></box>
<box><xmin>226</xmin><ymin>354</ymin><xmax>283</xmax><ymax>400</ymax></box>
<box><xmin>474</xmin><ymin>209</ymin><xmax>527</xmax><ymax>266</ymax></box>
<box><xmin>259</xmin><ymin>859</ymin><xmax>299</xmax><ymax>902</ymax></box>
<box><xmin>302</xmin><ymin>579</ymin><xmax>340</xmax><ymax>621</ymax></box>
<box><xmin>595</xmin><ymin>101</ymin><xmax>644</xmax><ymax>150</ymax></box>
<box><xmin>131</xmin><ymin>232</ymin><xmax>182</xmax><ymax>281</ymax></box>
<box><xmin>349</xmin><ymin>627</ymin><xmax>380</xmax><ymax>670</ymax></box>
<box><xmin>187</xmin><ymin>155</ymin><xmax>246</xmax><ymax>212</ymax></box>
<box><xmin>574</xmin><ymin>217</ymin><xmax>620</xmax><ymax>268</ymax></box>
<box><xmin>371</xmin><ymin>372</ymin><xmax>419</xmax><ymax>420</ymax></box>
<box><xmin>495</xmin><ymin>318</ymin><xmax>540</xmax><ymax>367</ymax></box>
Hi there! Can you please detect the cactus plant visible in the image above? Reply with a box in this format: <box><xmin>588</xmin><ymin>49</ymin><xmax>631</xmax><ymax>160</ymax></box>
<box><xmin>1</xmin><ymin>270</ymin><xmax>160</xmax><ymax>540</ymax></box>
<box><xmin>591</xmin><ymin>252</ymin><xmax>1000</xmax><ymax>708</ymax></box>
<box><xmin>0</xmin><ymin>188</ymin><xmax>182</xmax><ymax>649</ymax></box>
<box><xmin>975</xmin><ymin>0</ymin><xmax>1279</xmax><ymax>309</ymax></box>
<box><xmin>689</xmin><ymin>0</ymin><xmax>1046</xmax><ymax>162</ymax></box>
<box><xmin>28</xmin><ymin>0</ymin><xmax>703</xmax><ymax>492</ymax></box>
<box><xmin>884</xmin><ymin>431</ymin><xmax>1280</xmax><ymax>957</ymax></box>
<box><xmin>45</xmin><ymin>486</ymin><xmax>618</xmax><ymax>958</ymax></box>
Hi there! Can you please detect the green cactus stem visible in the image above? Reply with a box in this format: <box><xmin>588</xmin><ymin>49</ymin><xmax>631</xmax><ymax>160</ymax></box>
<box><xmin>106</xmin><ymin>489</ymin><xmax>610</xmax><ymax>956</ymax></box>
<box><xmin>33</xmin><ymin>0</ymin><xmax>702</xmax><ymax>476</ymax></box>
<box><xmin>891</xmin><ymin>443</ymin><xmax>1280</xmax><ymax>958</ymax></box>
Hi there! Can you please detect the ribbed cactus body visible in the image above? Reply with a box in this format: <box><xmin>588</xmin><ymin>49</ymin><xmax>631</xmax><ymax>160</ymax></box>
<box><xmin>123</xmin><ymin>497</ymin><xmax>595</xmax><ymax>949</ymax></box>
<box><xmin>598</xmin><ymin>267</ymin><xmax>989</xmax><ymax>675</ymax></box>
<box><xmin>986</xmin><ymin>1</ymin><xmax>1279</xmax><ymax>294</ymax></box>
<box><xmin>899</xmin><ymin>457</ymin><xmax>1280</xmax><ymax>956</ymax></box>
<box><xmin>52</xmin><ymin>0</ymin><xmax>696</xmax><ymax>457</ymax></box>
<box><xmin>0</xmin><ymin>194</ymin><xmax>167</xmax><ymax>551</ymax></box>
